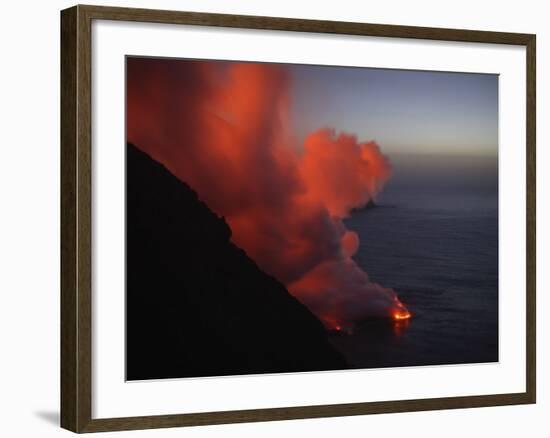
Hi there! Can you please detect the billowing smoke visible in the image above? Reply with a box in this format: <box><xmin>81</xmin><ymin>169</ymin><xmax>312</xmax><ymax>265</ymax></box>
<box><xmin>127</xmin><ymin>58</ymin><xmax>410</xmax><ymax>331</ymax></box>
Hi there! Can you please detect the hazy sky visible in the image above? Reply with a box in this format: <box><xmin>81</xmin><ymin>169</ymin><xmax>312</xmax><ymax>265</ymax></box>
<box><xmin>289</xmin><ymin>64</ymin><xmax>498</xmax><ymax>157</ymax></box>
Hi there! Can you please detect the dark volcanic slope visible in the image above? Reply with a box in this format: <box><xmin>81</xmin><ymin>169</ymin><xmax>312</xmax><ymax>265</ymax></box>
<box><xmin>127</xmin><ymin>143</ymin><xmax>347</xmax><ymax>380</ymax></box>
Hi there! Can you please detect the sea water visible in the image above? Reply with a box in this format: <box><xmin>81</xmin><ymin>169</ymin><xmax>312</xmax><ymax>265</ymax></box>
<box><xmin>334</xmin><ymin>154</ymin><xmax>499</xmax><ymax>368</ymax></box>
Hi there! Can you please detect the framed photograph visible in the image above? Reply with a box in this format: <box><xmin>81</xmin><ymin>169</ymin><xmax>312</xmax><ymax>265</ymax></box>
<box><xmin>60</xmin><ymin>4</ymin><xmax>536</xmax><ymax>433</ymax></box>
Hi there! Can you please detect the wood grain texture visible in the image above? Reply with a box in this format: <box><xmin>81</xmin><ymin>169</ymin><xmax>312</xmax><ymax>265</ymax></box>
<box><xmin>79</xmin><ymin>4</ymin><xmax>534</xmax><ymax>44</ymax></box>
<box><xmin>80</xmin><ymin>393</ymin><xmax>533</xmax><ymax>433</ymax></box>
<box><xmin>61</xmin><ymin>5</ymin><xmax>94</xmax><ymax>432</ymax></box>
<box><xmin>525</xmin><ymin>34</ymin><xmax>536</xmax><ymax>404</ymax></box>
<box><xmin>60</xmin><ymin>4</ymin><xmax>537</xmax><ymax>433</ymax></box>
<box><xmin>60</xmin><ymin>5</ymin><xmax>78</xmax><ymax>432</ymax></box>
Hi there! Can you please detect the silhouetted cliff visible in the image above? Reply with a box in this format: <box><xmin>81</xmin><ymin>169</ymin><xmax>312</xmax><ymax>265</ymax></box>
<box><xmin>351</xmin><ymin>199</ymin><xmax>376</xmax><ymax>213</ymax></box>
<box><xmin>126</xmin><ymin>143</ymin><xmax>347</xmax><ymax>380</ymax></box>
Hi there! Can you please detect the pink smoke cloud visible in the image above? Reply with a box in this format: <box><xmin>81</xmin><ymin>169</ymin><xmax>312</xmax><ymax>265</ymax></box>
<box><xmin>127</xmin><ymin>57</ymin><xmax>410</xmax><ymax>330</ymax></box>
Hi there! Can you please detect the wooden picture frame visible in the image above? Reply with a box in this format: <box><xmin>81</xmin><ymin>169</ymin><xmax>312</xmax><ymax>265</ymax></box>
<box><xmin>61</xmin><ymin>4</ymin><xmax>536</xmax><ymax>433</ymax></box>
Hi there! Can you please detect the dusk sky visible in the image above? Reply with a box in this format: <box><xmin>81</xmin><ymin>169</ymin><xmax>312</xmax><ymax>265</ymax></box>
<box><xmin>289</xmin><ymin>65</ymin><xmax>498</xmax><ymax>157</ymax></box>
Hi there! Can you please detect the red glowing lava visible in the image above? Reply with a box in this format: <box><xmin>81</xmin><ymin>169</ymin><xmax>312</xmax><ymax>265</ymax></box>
<box><xmin>393</xmin><ymin>311</ymin><xmax>411</xmax><ymax>321</ymax></box>
<box><xmin>392</xmin><ymin>299</ymin><xmax>412</xmax><ymax>321</ymax></box>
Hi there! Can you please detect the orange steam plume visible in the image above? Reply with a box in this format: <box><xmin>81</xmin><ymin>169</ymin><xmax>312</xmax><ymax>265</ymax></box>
<box><xmin>127</xmin><ymin>58</ymin><xmax>409</xmax><ymax>330</ymax></box>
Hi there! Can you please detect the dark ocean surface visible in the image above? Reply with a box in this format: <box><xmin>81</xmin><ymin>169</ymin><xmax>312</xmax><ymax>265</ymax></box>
<box><xmin>332</xmin><ymin>154</ymin><xmax>499</xmax><ymax>368</ymax></box>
